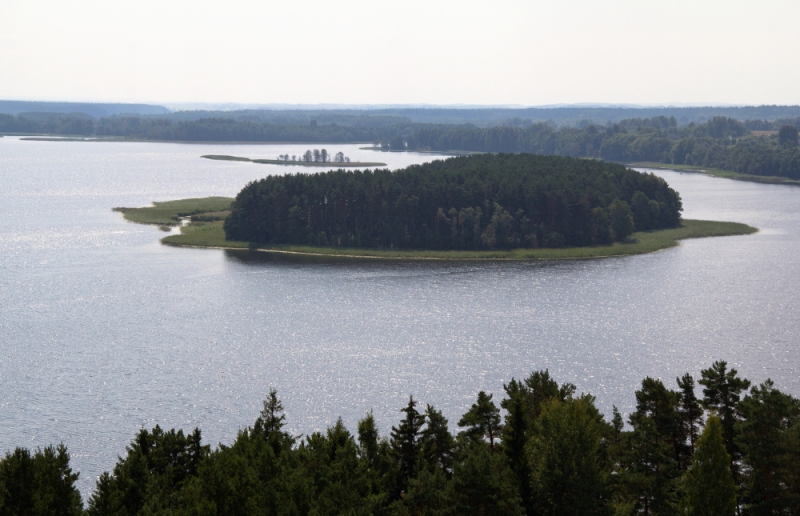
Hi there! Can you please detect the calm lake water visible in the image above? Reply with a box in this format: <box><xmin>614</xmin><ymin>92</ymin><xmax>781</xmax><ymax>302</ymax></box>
<box><xmin>1</xmin><ymin>136</ymin><xmax>798</xmax><ymax>496</ymax></box>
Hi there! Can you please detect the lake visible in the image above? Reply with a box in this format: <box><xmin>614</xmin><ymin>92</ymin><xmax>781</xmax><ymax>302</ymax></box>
<box><xmin>1</xmin><ymin>136</ymin><xmax>798</xmax><ymax>496</ymax></box>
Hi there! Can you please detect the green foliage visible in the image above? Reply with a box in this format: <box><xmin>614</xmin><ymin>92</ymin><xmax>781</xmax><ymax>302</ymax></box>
<box><xmin>458</xmin><ymin>391</ymin><xmax>502</xmax><ymax>451</ymax></box>
<box><xmin>609</xmin><ymin>200</ymin><xmax>635</xmax><ymax>241</ymax></box>
<box><xmin>527</xmin><ymin>398</ymin><xmax>610</xmax><ymax>516</ymax></box>
<box><xmin>699</xmin><ymin>361</ymin><xmax>751</xmax><ymax>465</ymax></box>
<box><xmin>85</xmin><ymin>425</ymin><xmax>208</xmax><ymax>515</ymax></box>
<box><xmin>224</xmin><ymin>153</ymin><xmax>682</xmax><ymax>250</ymax></box>
<box><xmin>681</xmin><ymin>416</ymin><xmax>736</xmax><ymax>516</ymax></box>
<box><xmin>10</xmin><ymin>361</ymin><xmax>800</xmax><ymax>515</ymax></box>
<box><xmin>676</xmin><ymin>374</ymin><xmax>704</xmax><ymax>459</ymax></box>
<box><xmin>0</xmin><ymin>444</ymin><xmax>82</xmax><ymax>516</ymax></box>
<box><xmin>736</xmin><ymin>380</ymin><xmax>800</xmax><ymax>515</ymax></box>
<box><xmin>778</xmin><ymin>125</ymin><xmax>798</xmax><ymax>147</ymax></box>
<box><xmin>447</xmin><ymin>444</ymin><xmax>525</xmax><ymax>516</ymax></box>
<box><xmin>390</xmin><ymin>396</ymin><xmax>426</xmax><ymax>495</ymax></box>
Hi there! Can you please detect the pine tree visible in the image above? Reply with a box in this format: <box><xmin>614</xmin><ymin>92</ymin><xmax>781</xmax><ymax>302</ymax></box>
<box><xmin>699</xmin><ymin>360</ymin><xmax>750</xmax><ymax>512</ymax></box>
<box><xmin>620</xmin><ymin>413</ymin><xmax>677</xmax><ymax>516</ymax></box>
<box><xmin>699</xmin><ymin>361</ymin><xmax>750</xmax><ymax>461</ymax></box>
<box><xmin>682</xmin><ymin>416</ymin><xmax>736</xmax><ymax>516</ymax></box>
<box><xmin>458</xmin><ymin>391</ymin><xmax>502</xmax><ymax>451</ymax></box>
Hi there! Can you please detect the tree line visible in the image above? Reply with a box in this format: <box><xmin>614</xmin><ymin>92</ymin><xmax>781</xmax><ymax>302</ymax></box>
<box><xmin>3</xmin><ymin>111</ymin><xmax>798</xmax><ymax>179</ymax></box>
<box><xmin>405</xmin><ymin>117</ymin><xmax>800</xmax><ymax>180</ymax></box>
<box><xmin>223</xmin><ymin>154</ymin><xmax>682</xmax><ymax>250</ymax></box>
<box><xmin>2</xmin><ymin>360</ymin><xmax>799</xmax><ymax>515</ymax></box>
<box><xmin>278</xmin><ymin>150</ymin><xmax>351</xmax><ymax>163</ymax></box>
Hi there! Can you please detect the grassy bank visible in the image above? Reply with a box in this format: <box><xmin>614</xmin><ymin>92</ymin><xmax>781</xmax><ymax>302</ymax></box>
<box><xmin>161</xmin><ymin>219</ymin><xmax>756</xmax><ymax>259</ymax></box>
<box><xmin>629</xmin><ymin>162</ymin><xmax>800</xmax><ymax>186</ymax></box>
<box><xmin>114</xmin><ymin>197</ymin><xmax>234</xmax><ymax>226</ymax></box>
<box><xmin>202</xmin><ymin>155</ymin><xmax>387</xmax><ymax>167</ymax></box>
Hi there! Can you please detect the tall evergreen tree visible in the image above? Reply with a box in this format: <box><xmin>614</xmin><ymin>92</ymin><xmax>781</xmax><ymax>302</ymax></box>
<box><xmin>619</xmin><ymin>413</ymin><xmax>677</xmax><ymax>516</ymax></box>
<box><xmin>420</xmin><ymin>405</ymin><xmax>455</xmax><ymax>475</ymax></box>
<box><xmin>446</xmin><ymin>444</ymin><xmax>525</xmax><ymax>516</ymax></box>
<box><xmin>677</xmin><ymin>373</ymin><xmax>704</xmax><ymax>457</ymax></box>
<box><xmin>681</xmin><ymin>416</ymin><xmax>737</xmax><ymax>516</ymax></box>
<box><xmin>635</xmin><ymin>377</ymin><xmax>684</xmax><ymax>470</ymax></box>
<box><xmin>699</xmin><ymin>360</ymin><xmax>751</xmax><ymax>510</ymax></box>
<box><xmin>502</xmin><ymin>378</ymin><xmax>533</xmax><ymax>515</ymax></box>
<box><xmin>523</xmin><ymin>369</ymin><xmax>576</xmax><ymax>421</ymax></box>
<box><xmin>699</xmin><ymin>361</ymin><xmax>751</xmax><ymax>460</ymax></box>
<box><xmin>526</xmin><ymin>398</ymin><xmax>610</xmax><ymax>516</ymax></box>
<box><xmin>458</xmin><ymin>391</ymin><xmax>502</xmax><ymax>451</ymax></box>
<box><xmin>0</xmin><ymin>444</ymin><xmax>83</xmax><ymax>516</ymax></box>
<box><xmin>736</xmin><ymin>380</ymin><xmax>800</xmax><ymax>516</ymax></box>
<box><xmin>390</xmin><ymin>396</ymin><xmax>426</xmax><ymax>496</ymax></box>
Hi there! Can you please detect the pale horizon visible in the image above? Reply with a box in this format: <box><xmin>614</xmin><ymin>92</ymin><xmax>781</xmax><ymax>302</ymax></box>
<box><xmin>3</xmin><ymin>0</ymin><xmax>799</xmax><ymax>107</ymax></box>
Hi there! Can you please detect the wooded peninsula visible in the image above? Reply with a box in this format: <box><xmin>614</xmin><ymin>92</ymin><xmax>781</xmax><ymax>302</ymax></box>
<box><xmin>2</xmin><ymin>361</ymin><xmax>798</xmax><ymax>515</ymax></box>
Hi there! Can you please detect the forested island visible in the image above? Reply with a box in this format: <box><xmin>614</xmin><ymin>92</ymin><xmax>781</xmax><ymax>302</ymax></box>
<box><xmin>2</xmin><ymin>361</ymin><xmax>799</xmax><ymax>515</ymax></box>
<box><xmin>224</xmin><ymin>154</ymin><xmax>682</xmax><ymax>250</ymax></box>
<box><xmin>115</xmin><ymin>154</ymin><xmax>755</xmax><ymax>260</ymax></box>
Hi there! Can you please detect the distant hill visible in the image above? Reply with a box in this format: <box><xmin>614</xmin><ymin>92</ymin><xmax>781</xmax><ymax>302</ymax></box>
<box><xmin>0</xmin><ymin>100</ymin><xmax>170</xmax><ymax>118</ymax></box>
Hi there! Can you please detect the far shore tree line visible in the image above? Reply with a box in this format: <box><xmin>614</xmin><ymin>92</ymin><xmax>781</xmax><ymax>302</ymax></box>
<box><xmin>1</xmin><ymin>360</ymin><xmax>798</xmax><ymax>515</ymax></box>
<box><xmin>2</xmin><ymin>111</ymin><xmax>798</xmax><ymax>179</ymax></box>
<box><xmin>277</xmin><ymin>149</ymin><xmax>351</xmax><ymax>163</ymax></box>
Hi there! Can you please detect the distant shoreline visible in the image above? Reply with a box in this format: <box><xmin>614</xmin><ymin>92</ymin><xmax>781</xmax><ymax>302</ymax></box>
<box><xmin>113</xmin><ymin>197</ymin><xmax>758</xmax><ymax>262</ymax></box>
<box><xmin>14</xmin><ymin>135</ymin><xmax>377</xmax><ymax>145</ymax></box>
<box><xmin>628</xmin><ymin>162</ymin><xmax>800</xmax><ymax>186</ymax></box>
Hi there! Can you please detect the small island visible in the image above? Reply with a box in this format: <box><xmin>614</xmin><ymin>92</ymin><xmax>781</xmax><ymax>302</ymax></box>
<box><xmin>115</xmin><ymin>154</ymin><xmax>757</xmax><ymax>260</ymax></box>
<box><xmin>202</xmin><ymin>150</ymin><xmax>386</xmax><ymax>168</ymax></box>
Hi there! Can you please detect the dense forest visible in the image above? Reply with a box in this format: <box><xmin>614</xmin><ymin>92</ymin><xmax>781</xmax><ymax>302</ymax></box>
<box><xmin>405</xmin><ymin>116</ymin><xmax>800</xmax><ymax>179</ymax></box>
<box><xmin>3</xmin><ymin>108</ymin><xmax>799</xmax><ymax>179</ymax></box>
<box><xmin>2</xmin><ymin>361</ymin><xmax>798</xmax><ymax>515</ymax></box>
<box><xmin>223</xmin><ymin>154</ymin><xmax>682</xmax><ymax>250</ymax></box>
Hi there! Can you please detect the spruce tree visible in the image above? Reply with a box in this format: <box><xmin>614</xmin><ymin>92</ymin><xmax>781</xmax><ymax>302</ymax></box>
<box><xmin>390</xmin><ymin>396</ymin><xmax>426</xmax><ymax>495</ymax></box>
<box><xmin>420</xmin><ymin>405</ymin><xmax>455</xmax><ymax>475</ymax></box>
<box><xmin>502</xmin><ymin>378</ymin><xmax>533</xmax><ymax>514</ymax></box>
<box><xmin>682</xmin><ymin>416</ymin><xmax>736</xmax><ymax>516</ymax></box>
<box><xmin>677</xmin><ymin>373</ymin><xmax>704</xmax><ymax>458</ymax></box>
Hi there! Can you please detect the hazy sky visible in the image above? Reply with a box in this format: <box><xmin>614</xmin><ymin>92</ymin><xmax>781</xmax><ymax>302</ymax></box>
<box><xmin>2</xmin><ymin>0</ymin><xmax>798</xmax><ymax>106</ymax></box>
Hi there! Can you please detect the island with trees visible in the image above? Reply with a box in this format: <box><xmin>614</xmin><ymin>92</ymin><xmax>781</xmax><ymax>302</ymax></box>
<box><xmin>202</xmin><ymin>149</ymin><xmax>386</xmax><ymax>167</ymax></box>
<box><xmin>2</xmin><ymin>360</ymin><xmax>798</xmax><ymax>515</ymax></box>
<box><xmin>116</xmin><ymin>153</ymin><xmax>756</xmax><ymax>260</ymax></box>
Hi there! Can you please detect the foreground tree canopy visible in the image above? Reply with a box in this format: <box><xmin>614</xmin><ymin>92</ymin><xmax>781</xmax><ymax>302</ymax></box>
<box><xmin>2</xmin><ymin>360</ymin><xmax>799</xmax><ymax>515</ymax></box>
<box><xmin>223</xmin><ymin>153</ymin><xmax>682</xmax><ymax>250</ymax></box>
